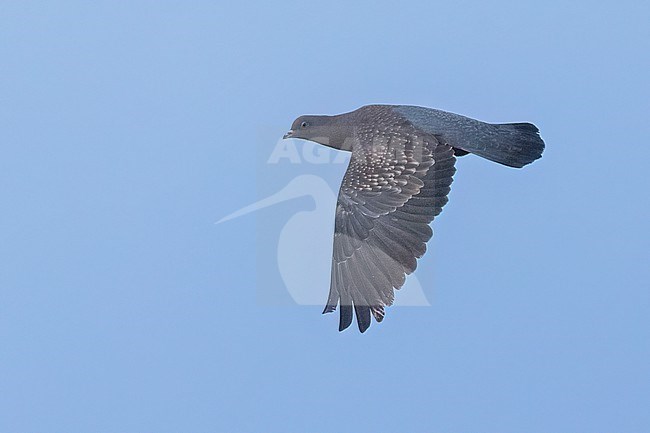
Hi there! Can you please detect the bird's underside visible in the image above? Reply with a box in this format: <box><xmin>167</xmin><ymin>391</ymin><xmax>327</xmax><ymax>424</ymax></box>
<box><xmin>323</xmin><ymin>109</ymin><xmax>456</xmax><ymax>332</ymax></box>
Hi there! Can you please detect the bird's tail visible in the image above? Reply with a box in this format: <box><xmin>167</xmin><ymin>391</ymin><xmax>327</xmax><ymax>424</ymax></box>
<box><xmin>455</xmin><ymin>122</ymin><xmax>545</xmax><ymax>168</ymax></box>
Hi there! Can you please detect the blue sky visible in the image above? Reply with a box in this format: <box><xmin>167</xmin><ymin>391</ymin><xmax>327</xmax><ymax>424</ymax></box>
<box><xmin>1</xmin><ymin>1</ymin><xmax>649</xmax><ymax>432</ymax></box>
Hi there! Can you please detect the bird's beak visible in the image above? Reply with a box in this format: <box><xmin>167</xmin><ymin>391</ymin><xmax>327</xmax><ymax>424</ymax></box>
<box><xmin>283</xmin><ymin>130</ymin><xmax>294</xmax><ymax>139</ymax></box>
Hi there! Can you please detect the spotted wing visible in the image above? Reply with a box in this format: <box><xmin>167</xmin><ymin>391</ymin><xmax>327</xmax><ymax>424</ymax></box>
<box><xmin>324</xmin><ymin>124</ymin><xmax>456</xmax><ymax>332</ymax></box>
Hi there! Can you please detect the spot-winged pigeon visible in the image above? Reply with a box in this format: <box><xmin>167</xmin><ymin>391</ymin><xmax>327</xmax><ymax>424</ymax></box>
<box><xmin>283</xmin><ymin>104</ymin><xmax>545</xmax><ymax>332</ymax></box>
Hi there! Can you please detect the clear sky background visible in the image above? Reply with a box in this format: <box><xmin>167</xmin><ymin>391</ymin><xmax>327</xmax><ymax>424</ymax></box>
<box><xmin>1</xmin><ymin>1</ymin><xmax>649</xmax><ymax>432</ymax></box>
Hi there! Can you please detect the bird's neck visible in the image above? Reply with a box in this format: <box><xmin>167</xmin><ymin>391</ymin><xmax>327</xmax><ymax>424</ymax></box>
<box><xmin>313</xmin><ymin>115</ymin><xmax>355</xmax><ymax>151</ymax></box>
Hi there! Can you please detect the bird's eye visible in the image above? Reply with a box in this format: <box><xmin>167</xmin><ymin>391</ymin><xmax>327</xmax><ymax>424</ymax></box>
<box><xmin>301</xmin><ymin>121</ymin><xmax>308</xmax><ymax>128</ymax></box>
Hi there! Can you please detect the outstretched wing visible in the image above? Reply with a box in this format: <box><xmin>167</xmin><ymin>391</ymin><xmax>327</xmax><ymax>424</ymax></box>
<box><xmin>324</xmin><ymin>119</ymin><xmax>456</xmax><ymax>332</ymax></box>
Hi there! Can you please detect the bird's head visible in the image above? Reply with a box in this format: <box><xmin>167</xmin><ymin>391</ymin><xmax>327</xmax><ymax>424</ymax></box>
<box><xmin>284</xmin><ymin>116</ymin><xmax>325</xmax><ymax>141</ymax></box>
<box><xmin>283</xmin><ymin>115</ymin><xmax>353</xmax><ymax>151</ymax></box>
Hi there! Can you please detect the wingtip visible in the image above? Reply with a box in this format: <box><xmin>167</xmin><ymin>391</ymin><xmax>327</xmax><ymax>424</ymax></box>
<box><xmin>371</xmin><ymin>306</ymin><xmax>385</xmax><ymax>323</ymax></box>
<box><xmin>338</xmin><ymin>304</ymin><xmax>353</xmax><ymax>331</ymax></box>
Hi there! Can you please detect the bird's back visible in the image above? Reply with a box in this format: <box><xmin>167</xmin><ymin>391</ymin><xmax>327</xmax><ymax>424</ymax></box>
<box><xmin>363</xmin><ymin>105</ymin><xmax>546</xmax><ymax>168</ymax></box>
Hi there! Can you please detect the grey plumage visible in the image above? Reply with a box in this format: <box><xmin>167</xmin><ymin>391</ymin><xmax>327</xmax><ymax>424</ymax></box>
<box><xmin>284</xmin><ymin>105</ymin><xmax>545</xmax><ymax>332</ymax></box>
<box><xmin>393</xmin><ymin>106</ymin><xmax>544</xmax><ymax>168</ymax></box>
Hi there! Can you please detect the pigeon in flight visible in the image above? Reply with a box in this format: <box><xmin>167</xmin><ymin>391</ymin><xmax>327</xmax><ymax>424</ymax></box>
<box><xmin>283</xmin><ymin>105</ymin><xmax>545</xmax><ymax>332</ymax></box>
